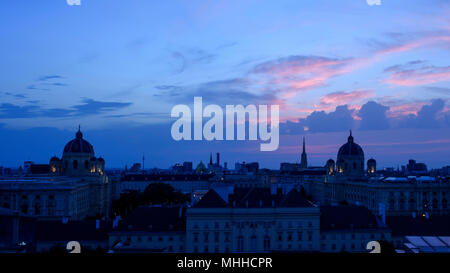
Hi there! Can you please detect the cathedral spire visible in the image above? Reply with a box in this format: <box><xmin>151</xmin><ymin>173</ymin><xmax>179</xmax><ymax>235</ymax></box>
<box><xmin>300</xmin><ymin>136</ymin><xmax>308</xmax><ymax>169</ymax></box>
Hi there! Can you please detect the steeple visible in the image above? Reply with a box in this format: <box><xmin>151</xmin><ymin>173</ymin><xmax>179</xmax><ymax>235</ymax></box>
<box><xmin>76</xmin><ymin>125</ymin><xmax>83</xmax><ymax>139</ymax></box>
<box><xmin>300</xmin><ymin>136</ymin><xmax>308</xmax><ymax>169</ymax></box>
<box><xmin>209</xmin><ymin>152</ymin><xmax>213</xmax><ymax>165</ymax></box>
<box><xmin>348</xmin><ymin>130</ymin><xmax>354</xmax><ymax>143</ymax></box>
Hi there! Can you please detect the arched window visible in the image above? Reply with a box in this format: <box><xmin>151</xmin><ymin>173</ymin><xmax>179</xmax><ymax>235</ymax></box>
<box><xmin>21</xmin><ymin>204</ymin><xmax>28</xmax><ymax>214</ymax></box>
<box><xmin>250</xmin><ymin>235</ymin><xmax>257</xmax><ymax>249</ymax></box>
<box><xmin>389</xmin><ymin>199</ymin><xmax>395</xmax><ymax>210</ymax></box>
<box><xmin>432</xmin><ymin>198</ymin><xmax>438</xmax><ymax>209</ymax></box>
<box><xmin>353</xmin><ymin>162</ymin><xmax>357</xmax><ymax>170</ymax></box>
<box><xmin>443</xmin><ymin>199</ymin><xmax>448</xmax><ymax>209</ymax></box>
<box><xmin>399</xmin><ymin>199</ymin><xmax>405</xmax><ymax>210</ymax></box>
<box><xmin>85</xmin><ymin>160</ymin><xmax>89</xmax><ymax>169</ymax></box>
<box><xmin>264</xmin><ymin>236</ymin><xmax>271</xmax><ymax>251</ymax></box>
<box><xmin>409</xmin><ymin>198</ymin><xmax>416</xmax><ymax>210</ymax></box>
<box><xmin>237</xmin><ymin>236</ymin><xmax>244</xmax><ymax>252</ymax></box>
<box><xmin>73</xmin><ymin>160</ymin><xmax>78</xmax><ymax>169</ymax></box>
<box><xmin>423</xmin><ymin>198</ymin><xmax>428</xmax><ymax>209</ymax></box>
<box><xmin>65</xmin><ymin>160</ymin><xmax>68</xmax><ymax>169</ymax></box>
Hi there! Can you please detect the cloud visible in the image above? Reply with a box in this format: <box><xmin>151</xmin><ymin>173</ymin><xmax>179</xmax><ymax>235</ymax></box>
<box><xmin>167</xmin><ymin>47</ymin><xmax>217</xmax><ymax>74</ymax></box>
<box><xmin>0</xmin><ymin>99</ymin><xmax>132</xmax><ymax>119</ymax></box>
<box><xmin>251</xmin><ymin>55</ymin><xmax>352</xmax><ymax>98</ymax></box>
<box><xmin>399</xmin><ymin>99</ymin><xmax>447</xmax><ymax>128</ymax></box>
<box><xmin>319</xmin><ymin>90</ymin><xmax>375</xmax><ymax>107</ymax></box>
<box><xmin>280</xmin><ymin>99</ymin><xmax>449</xmax><ymax>134</ymax></box>
<box><xmin>358</xmin><ymin>101</ymin><xmax>390</xmax><ymax>130</ymax></box>
<box><xmin>37</xmin><ymin>75</ymin><xmax>64</xmax><ymax>81</ymax></box>
<box><xmin>72</xmin><ymin>98</ymin><xmax>133</xmax><ymax>116</ymax></box>
<box><xmin>384</xmin><ymin>61</ymin><xmax>450</xmax><ymax>86</ymax></box>
<box><xmin>153</xmin><ymin>78</ymin><xmax>276</xmax><ymax>106</ymax></box>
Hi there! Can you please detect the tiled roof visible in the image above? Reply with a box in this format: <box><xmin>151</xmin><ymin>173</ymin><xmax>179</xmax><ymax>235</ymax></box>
<box><xmin>115</xmin><ymin>206</ymin><xmax>186</xmax><ymax>232</ymax></box>
<box><xmin>36</xmin><ymin>220</ymin><xmax>109</xmax><ymax>241</ymax></box>
<box><xmin>195</xmin><ymin>187</ymin><xmax>313</xmax><ymax>208</ymax></box>
<box><xmin>320</xmin><ymin>205</ymin><xmax>385</xmax><ymax>231</ymax></box>
<box><xmin>386</xmin><ymin>215</ymin><xmax>450</xmax><ymax>236</ymax></box>
<box><xmin>194</xmin><ymin>189</ymin><xmax>229</xmax><ymax>208</ymax></box>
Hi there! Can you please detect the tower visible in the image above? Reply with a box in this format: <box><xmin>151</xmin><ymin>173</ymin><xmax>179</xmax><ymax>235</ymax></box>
<box><xmin>300</xmin><ymin>137</ymin><xmax>308</xmax><ymax>169</ymax></box>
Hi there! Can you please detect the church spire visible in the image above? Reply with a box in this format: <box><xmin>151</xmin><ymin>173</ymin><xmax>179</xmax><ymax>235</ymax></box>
<box><xmin>348</xmin><ymin>130</ymin><xmax>354</xmax><ymax>143</ymax></box>
<box><xmin>300</xmin><ymin>136</ymin><xmax>308</xmax><ymax>169</ymax></box>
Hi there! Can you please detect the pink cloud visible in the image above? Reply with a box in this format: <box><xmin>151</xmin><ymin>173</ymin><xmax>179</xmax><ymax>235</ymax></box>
<box><xmin>319</xmin><ymin>90</ymin><xmax>375</xmax><ymax>106</ymax></box>
<box><xmin>385</xmin><ymin>65</ymin><xmax>450</xmax><ymax>86</ymax></box>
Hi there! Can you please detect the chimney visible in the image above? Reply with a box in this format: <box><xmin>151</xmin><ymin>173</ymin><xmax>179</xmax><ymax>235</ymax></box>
<box><xmin>96</xmin><ymin>219</ymin><xmax>100</xmax><ymax>230</ymax></box>
<box><xmin>216</xmin><ymin>153</ymin><xmax>220</xmax><ymax>166</ymax></box>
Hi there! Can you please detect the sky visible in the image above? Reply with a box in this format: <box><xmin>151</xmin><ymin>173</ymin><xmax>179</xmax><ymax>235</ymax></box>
<box><xmin>0</xmin><ymin>0</ymin><xmax>449</xmax><ymax>169</ymax></box>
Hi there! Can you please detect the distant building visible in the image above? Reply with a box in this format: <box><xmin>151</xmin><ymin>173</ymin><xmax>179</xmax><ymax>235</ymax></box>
<box><xmin>320</xmin><ymin>205</ymin><xmax>390</xmax><ymax>252</ymax></box>
<box><xmin>35</xmin><ymin>219</ymin><xmax>109</xmax><ymax>252</ymax></box>
<box><xmin>235</xmin><ymin>162</ymin><xmax>259</xmax><ymax>174</ymax></box>
<box><xmin>0</xmin><ymin>207</ymin><xmax>36</xmax><ymax>253</ymax></box>
<box><xmin>0</xmin><ymin>128</ymin><xmax>111</xmax><ymax>221</ymax></box>
<box><xmin>407</xmin><ymin>159</ymin><xmax>428</xmax><ymax>175</ymax></box>
<box><xmin>386</xmin><ymin>214</ymin><xmax>450</xmax><ymax>252</ymax></box>
<box><xmin>118</xmin><ymin>173</ymin><xmax>215</xmax><ymax>194</ymax></box>
<box><xmin>186</xmin><ymin>187</ymin><xmax>321</xmax><ymax>253</ymax></box>
<box><xmin>310</xmin><ymin>131</ymin><xmax>450</xmax><ymax>217</ymax></box>
<box><xmin>109</xmin><ymin>206</ymin><xmax>186</xmax><ymax>253</ymax></box>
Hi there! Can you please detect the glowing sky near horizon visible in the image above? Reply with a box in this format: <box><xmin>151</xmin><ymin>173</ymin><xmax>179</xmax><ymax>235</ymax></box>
<box><xmin>0</xmin><ymin>0</ymin><xmax>449</xmax><ymax>169</ymax></box>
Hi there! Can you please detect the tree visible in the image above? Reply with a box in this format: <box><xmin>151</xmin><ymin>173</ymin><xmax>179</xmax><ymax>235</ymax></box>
<box><xmin>142</xmin><ymin>183</ymin><xmax>189</xmax><ymax>205</ymax></box>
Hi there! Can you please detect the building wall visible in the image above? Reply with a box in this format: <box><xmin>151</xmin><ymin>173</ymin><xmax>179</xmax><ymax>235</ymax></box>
<box><xmin>109</xmin><ymin>231</ymin><xmax>185</xmax><ymax>252</ymax></box>
<box><xmin>185</xmin><ymin>207</ymin><xmax>320</xmax><ymax>253</ymax></box>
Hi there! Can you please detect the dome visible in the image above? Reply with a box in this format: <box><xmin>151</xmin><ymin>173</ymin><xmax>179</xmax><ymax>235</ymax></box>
<box><xmin>50</xmin><ymin>156</ymin><xmax>60</xmax><ymax>162</ymax></box>
<box><xmin>63</xmin><ymin>128</ymin><xmax>94</xmax><ymax>154</ymax></box>
<box><xmin>367</xmin><ymin>158</ymin><xmax>376</xmax><ymax>163</ymax></box>
<box><xmin>326</xmin><ymin>159</ymin><xmax>335</xmax><ymax>164</ymax></box>
<box><xmin>337</xmin><ymin>131</ymin><xmax>364</xmax><ymax>158</ymax></box>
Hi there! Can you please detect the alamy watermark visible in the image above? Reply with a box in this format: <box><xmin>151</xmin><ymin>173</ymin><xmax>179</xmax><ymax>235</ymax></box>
<box><xmin>366</xmin><ymin>0</ymin><xmax>381</xmax><ymax>6</ymax></box>
<box><xmin>170</xmin><ymin>97</ymin><xmax>279</xmax><ymax>151</ymax></box>
<box><xmin>66</xmin><ymin>0</ymin><xmax>81</xmax><ymax>6</ymax></box>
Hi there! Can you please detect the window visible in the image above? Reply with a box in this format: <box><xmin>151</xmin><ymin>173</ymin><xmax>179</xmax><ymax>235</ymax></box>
<box><xmin>85</xmin><ymin>160</ymin><xmax>89</xmax><ymax>169</ymax></box>
<box><xmin>287</xmin><ymin>232</ymin><xmax>293</xmax><ymax>242</ymax></box>
<box><xmin>214</xmin><ymin>232</ymin><xmax>219</xmax><ymax>243</ymax></box>
<box><xmin>21</xmin><ymin>204</ymin><xmax>28</xmax><ymax>214</ymax></box>
<box><xmin>193</xmin><ymin>233</ymin><xmax>199</xmax><ymax>243</ymax></box>
<box><xmin>237</xmin><ymin>236</ymin><xmax>244</xmax><ymax>252</ymax></box>
<box><xmin>443</xmin><ymin>199</ymin><xmax>448</xmax><ymax>209</ymax></box>
<box><xmin>298</xmin><ymin>232</ymin><xmax>303</xmax><ymax>241</ymax></box>
<box><xmin>277</xmin><ymin>232</ymin><xmax>283</xmax><ymax>241</ymax></box>
<box><xmin>203</xmin><ymin>232</ymin><xmax>209</xmax><ymax>242</ymax></box>
<box><xmin>250</xmin><ymin>235</ymin><xmax>257</xmax><ymax>249</ymax></box>
<box><xmin>264</xmin><ymin>236</ymin><xmax>270</xmax><ymax>251</ymax></box>
<box><xmin>432</xmin><ymin>198</ymin><xmax>438</xmax><ymax>209</ymax></box>
<box><xmin>73</xmin><ymin>160</ymin><xmax>78</xmax><ymax>169</ymax></box>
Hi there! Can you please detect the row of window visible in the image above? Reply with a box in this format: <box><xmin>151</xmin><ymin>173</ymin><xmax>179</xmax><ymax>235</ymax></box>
<box><xmin>191</xmin><ymin>220</ymin><xmax>314</xmax><ymax>230</ymax></box>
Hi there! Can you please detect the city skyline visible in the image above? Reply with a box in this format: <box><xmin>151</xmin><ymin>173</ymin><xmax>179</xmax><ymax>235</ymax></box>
<box><xmin>0</xmin><ymin>0</ymin><xmax>449</xmax><ymax>169</ymax></box>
